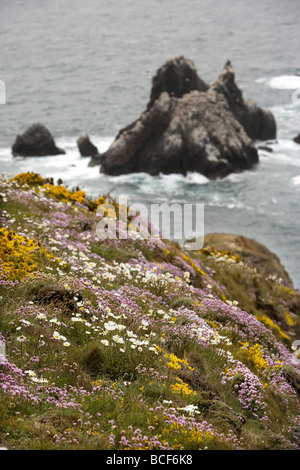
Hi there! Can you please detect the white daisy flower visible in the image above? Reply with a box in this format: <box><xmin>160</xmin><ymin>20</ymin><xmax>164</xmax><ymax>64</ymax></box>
<box><xmin>17</xmin><ymin>335</ymin><xmax>27</xmax><ymax>343</ymax></box>
<box><xmin>53</xmin><ymin>331</ymin><xmax>61</xmax><ymax>340</ymax></box>
<box><xmin>112</xmin><ymin>335</ymin><xmax>124</xmax><ymax>344</ymax></box>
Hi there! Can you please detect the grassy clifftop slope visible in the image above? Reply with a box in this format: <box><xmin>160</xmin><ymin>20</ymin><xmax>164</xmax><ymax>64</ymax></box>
<box><xmin>0</xmin><ymin>172</ymin><xmax>300</xmax><ymax>450</ymax></box>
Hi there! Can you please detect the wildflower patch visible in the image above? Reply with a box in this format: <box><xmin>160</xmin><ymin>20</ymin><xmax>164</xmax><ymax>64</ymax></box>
<box><xmin>0</xmin><ymin>172</ymin><xmax>300</xmax><ymax>451</ymax></box>
<box><xmin>0</xmin><ymin>227</ymin><xmax>52</xmax><ymax>281</ymax></box>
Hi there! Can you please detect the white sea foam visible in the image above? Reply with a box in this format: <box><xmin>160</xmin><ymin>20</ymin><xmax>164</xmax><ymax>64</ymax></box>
<box><xmin>0</xmin><ymin>136</ymin><xmax>114</xmax><ymax>194</ymax></box>
<box><xmin>292</xmin><ymin>175</ymin><xmax>300</xmax><ymax>186</ymax></box>
<box><xmin>223</xmin><ymin>172</ymin><xmax>248</xmax><ymax>183</ymax></box>
<box><xmin>185</xmin><ymin>172</ymin><xmax>209</xmax><ymax>185</ymax></box>
<box><xmin>264</xmin><ymin>140</ymin><xmax>300</xmax><ymax>167</ymax></box>
<box><xmin>99</xmin><ymin>171</ymin><xmax>209</xmax><ymax>196</ymax></box>
<box><xmin>207</xmin><ymin>199</ymin><xmax>254</xmax><ymax>211</ymax></box>
<box><xmin>266</xmin><ymin>75</ymin><xmax>300</xmax><ymax>90</ymax></box>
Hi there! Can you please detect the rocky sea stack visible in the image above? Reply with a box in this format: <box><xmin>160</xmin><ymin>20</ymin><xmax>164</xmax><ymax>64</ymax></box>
<box><xmin>77</xmin><ymin>133</ymin><xmax>99</xmax><ymax>157</ymax></box>
<box><xmin>12</xmin><ymin>123</ymin><xmax>65</xmax><ymax>158</ymax></box>
<box><xmin>98</xmin><ymin>57</ymin><xmax>276</xmax><ymax>179</ymax></box>
<box><xmin>293</xmin><ymin>133</ymin><xmax>300</xmax><ymax>144</ymax></box>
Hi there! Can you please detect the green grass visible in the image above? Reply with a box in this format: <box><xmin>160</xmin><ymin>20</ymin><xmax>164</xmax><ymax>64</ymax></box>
<box><xmin>1</xmin><ymin>174</ymin><xmax>300</xmax><ymax>450</ymax></box>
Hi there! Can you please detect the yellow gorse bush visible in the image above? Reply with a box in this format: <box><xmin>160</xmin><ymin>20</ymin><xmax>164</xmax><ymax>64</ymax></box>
<box><xmin>0</xmin><ymin>227</ymin><xmax>51</xmax><ymax>281</ymax></box>
<box><xmin>276</xmin><ymin>285</ymin><xmax>295</xmax><ymax>296</ymax></box>
<box><xmin>10</xmin><ymin>173</ymin><xmax>109</xmax><ymax>212</ymax></box>
<box><xmin>41</xmin><ymin>183</ymin><xmax>86</xmax><ymax>205</ymax></box>
<box><xmin>11</xmin><ymin>172</ymin><xmax>45</xmax><ymax>187</ymax></box>
<box><xmin>170</xmin><ymin>377</ymin><xmax>197</xmax><ymax>398</ymax></box>
<box><xmin>42</xmin><ymin>182</ymin><xmax>114</xmax><ymax>213</ymax></box>
<box><xmin>284</xmin><ymin>311</ymin><xmax>297</xmax><ymax>327</ymax></box>
<box><xmin>174</xmin><ymin>424</ymin><xmax>214</xmax><ymax>443</ymax></box>
<box><xmin>180</xmin><ymin>252</ymin><xmax>207</xmax><ymax>277</ymax></box>
<box><xmin>164</xmin><ymin>352</ymin><xmax>194</xmax><ymax>371</ymax></box>
<box><xmin>259</xmin><ymin>314</ymin><xmax>290</xmax><ymax>340</ymax></box>
<box><xmin>238</xmin><ymin>342</ymin><xmax>268</xmax><ymax>370</ymax></box>
<box><xmin>158</xmin><ymin>423</ymin><xmax>214</xmax><ymax>449</ymax></box>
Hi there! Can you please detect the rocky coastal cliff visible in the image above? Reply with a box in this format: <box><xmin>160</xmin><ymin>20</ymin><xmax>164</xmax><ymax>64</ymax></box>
<box><xmin>0</xmin><ymin>172</ymin><xmax>300</xmax><ymax>450</ymax></box>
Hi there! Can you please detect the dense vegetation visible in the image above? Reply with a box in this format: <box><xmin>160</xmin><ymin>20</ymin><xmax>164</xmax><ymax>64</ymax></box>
<box><xmin>0</xmin><ymin>172</ymin><xmax>300</xmax><ymax>450</ymax></box>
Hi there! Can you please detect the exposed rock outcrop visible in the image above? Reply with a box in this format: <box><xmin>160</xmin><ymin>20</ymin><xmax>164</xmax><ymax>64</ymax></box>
<box><xmin>258</xmin><ymin>145</ymin><xmax>273</xmax><ymax>153</ymax></box>
<box><xmin>77</xmin><ymin>134</ymin><xmax>99</xmax><ymax>157</ymax></box>
<box><xmin>201</xmin><ymin>232</ymin><xmax>300</xmax><ymax>339</ymax></box>
<box><xmin>12</xmin><ymin>123</ymin><xmax>65</xmax><ymax>157</ymax></box>
<box><xmin>203</xmin><ymin>232</ymin><xmax>293</xmax><ymax>286</ymax></box>
<box><xmin>88</xmin><ymin>154</ymin><xmax>104</xmax><ymax>167</ymax></box>
<box><xmin>99</xmin><ymin>57</ymin><xmax>276</xmax><ymax>179</ymax></box>
<box><xmin>211</xmin><ymin>61</ymin><xmax>276</xmax><ymax>141</ymax></box>
<box><xmin>293</xmin><ymin>133</ymin><xmax>300</xmax><ymax>144</ymax></box>
<box><xmin>147</xmin><ymin>55</ymin><xmax>208</xmax><ymax>108</ymax></box>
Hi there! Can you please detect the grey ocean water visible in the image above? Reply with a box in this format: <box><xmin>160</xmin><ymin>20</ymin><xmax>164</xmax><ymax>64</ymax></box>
<box><xmin>0</xmin><ymin>0</ymin><xmax>300</xmax><ymax>287</ymax></box>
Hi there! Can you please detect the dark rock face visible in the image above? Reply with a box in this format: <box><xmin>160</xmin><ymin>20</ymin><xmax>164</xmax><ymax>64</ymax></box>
<box><xmin>77</xmin><ymin>133</ymin><xmax>99</xmax><ymax>157</ymax></box>
<box><xmin>258</xmin><ymin>145</ymin><xmax>273</xmax><ymax>153</ymax></box>
<box><xmin>147</xmin><ymin>55</ymin><xmax>208</xmax><ymax>108</ymax></box>
<box><xmin>212</xmin><ymin>61</ymin><xmax>276</xmax><ymax>141</ymax></box>
<box><xmin>101</xmin><ymin>90</ymin><xmax>258</xmax><ymax>178</ymax></box>
<box><xmin>88</xmin><ymin>154</ymin><xmax>104</xmax><ymax>167</ymax></box>
<box><xmin>100</xmin><ymin>92</ymin><xmax>174</xmax><ymax>175</ymax></box>
<box><xmin>99</xmin><ymin>57</ymin><xmax>276</xmax><ymax>179</ymax></box>
<box><xmin>12</xmin><ymin>123</ymin><xmax>65</xmax><ymax>157</ymax></box>
<box><xmin>293</xmin><ymin>133</ymin><xmax>300</xmax><ymax>144</ymax></box>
